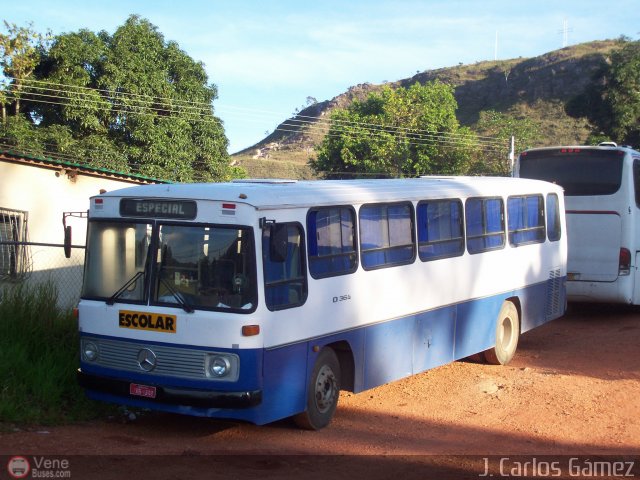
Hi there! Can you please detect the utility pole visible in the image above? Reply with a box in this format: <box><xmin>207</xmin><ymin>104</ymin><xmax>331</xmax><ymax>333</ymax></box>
<box><xmin>558</xmin><ymin>19</ymin><xmax>572</xmax><ymax>48</ymax></box>
<box><xmin>509</xmin><ymin>136</ymin><xmax>515</xmax><ymax>175</ymax></box>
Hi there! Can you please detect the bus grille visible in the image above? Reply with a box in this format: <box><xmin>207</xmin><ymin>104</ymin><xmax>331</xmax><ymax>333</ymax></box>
<box><xmin>83</xmin><ymin>337</ymin><xmax>207</xmax><ymax>380</ymax></box>
<box><xmin>545</xmin><ymin>268</ymin><xmax>562</xmax><ymax>319</ymax></box>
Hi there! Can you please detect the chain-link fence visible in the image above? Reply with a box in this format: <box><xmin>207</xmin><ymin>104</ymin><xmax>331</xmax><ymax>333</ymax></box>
<box><xmin>0</xmin><ymin>241</ymin><xmax>85</xmax><ymax>310</ymax></box>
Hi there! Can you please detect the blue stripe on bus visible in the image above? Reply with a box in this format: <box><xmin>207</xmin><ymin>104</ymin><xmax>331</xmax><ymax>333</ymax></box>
<box><xmin>81</xmin><ymin>277</ymin><xmax>565</xmax><ymax>425</ymax></box>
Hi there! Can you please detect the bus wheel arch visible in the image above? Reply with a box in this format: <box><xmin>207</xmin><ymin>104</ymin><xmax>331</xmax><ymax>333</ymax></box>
<box><xmin>484</xmin><ymin>298</ymin><xmax>521</xmax><ymax>366</ymax></box>
<box><xmin>294</xmin><ymin>346</ymin><xmax>342</xmax><ymax>430</ymax></box>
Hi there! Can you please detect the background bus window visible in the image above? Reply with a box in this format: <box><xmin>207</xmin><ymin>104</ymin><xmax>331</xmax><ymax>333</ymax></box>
<box><xmin>262</xmin><ymin>223</ymin><xmax>307</xmax><ymax>310</ymax></box>
<box><xmin>546</xmin><ymin>193</ymin><xmax>562</xmax><ymax>242</ymax></box>
<box><xmin>633</xmin><ymin>160</ymin><xmax>640</xmax><ymax>208</ymax></box>
<box><xmin>359</xmin><ymin>203</ymin><xmax>415</xmax><ymax>270</ymax></box>
<box><xmin>465</xmin><ymin>198</ymin><xmax>505</xmax><ymax>254</ymax></box>
<box><xmin>507</xmin><ymin>195</ymin><xmax>545</xmax><ymax>246</ymax></box>
<box><xmin>416</xmin><ymin>199</ymin><xmax>464</xmax><ymax>261</ymax></box>
<box><xmin>307</xmin><ymin>207</ymin><xmax>357</xmax><ymax>279</ymax></box>
<box><xmin>519</xmin><ymin>150</ymin><xmax>624</xmax><ymax>196</ymax></box>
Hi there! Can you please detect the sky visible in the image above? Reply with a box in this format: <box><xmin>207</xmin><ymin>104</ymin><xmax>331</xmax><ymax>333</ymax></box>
<box><xmin>2</xmin><ymin>0</ymin><xmax>639</xmax><ymax>153</ymax></box>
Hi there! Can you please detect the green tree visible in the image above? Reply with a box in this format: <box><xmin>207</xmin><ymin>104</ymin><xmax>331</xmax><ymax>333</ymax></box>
<box><xmin>0</xmin><ymin>21</ymin><xmax>49</xmax><ymax>122</ymax></box>
<box><xmin>2</xmin><ymin>16</ymin><xmax>241</xmax><ymax>182</ymax></box>
<box><xmin>606</xmin><ymin>40</ymin><xmax>640</xmax><ymax>145</ymax></box>
<box><xmin>472</xmin><ymin>110</ymin><xmax>541</xmax><ymax>175</ymax></box>
<box><xmin>311</xmin><ymin>81</ymin><xmax>478</xmax><ymax>178</ymax></box>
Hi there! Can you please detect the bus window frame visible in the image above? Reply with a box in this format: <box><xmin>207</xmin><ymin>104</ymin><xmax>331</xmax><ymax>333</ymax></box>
<box><xmin>465</xmin><ymin>197</ymin><xmax>506</xmax><ymax>255</ymax></box>
<box><xmin>546</xmin><ymin>193</ymin><xmax>562</xmax><ymax>242</ymax></box>
<box><xmin>262</xmin><ymin>221</ymin><xmax>309</xmax><ymax>311</ymax></box>
<box><xmin>153</xmin><ymin>221</ymin><xmax>259</xmax><ymax>314</ymax></box>
<box><xmin>416</xmin><ymin>198</ymin><xmax>465</xmax><ymax>262</ymax></box>
<box><xmin>358</xmin><ymin>201</ymin><xmax>416</xmax><ymax>271</ymax></box>
<box><xmin>306</xmin><ymin>205</ymin><xmax>359</xmax><ymax>280</ymax></box>
<box><xmin>507</xmin><ymin>194</ymin><xmax>546</xmax><ymax>247</ymax></box>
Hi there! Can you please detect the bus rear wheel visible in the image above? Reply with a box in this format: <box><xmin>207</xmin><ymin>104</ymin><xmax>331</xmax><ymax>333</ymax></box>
<box><xmin>294</xmin><ymin>347</ymin><xmax>341</xmax><ymax>430</ymax></box>
<box><xmin>484</xmin><ymin>301</ymin><xmax>520</xmax><ymax>365</ymax></box>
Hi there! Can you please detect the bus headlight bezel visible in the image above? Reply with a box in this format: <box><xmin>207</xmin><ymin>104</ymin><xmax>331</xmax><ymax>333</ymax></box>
<box><xmin>82</xmin><ymin>340</ymin><xmax>99</xmax><ymax>362</ymax></box>
<box><xmin>205</xmin><ymin>353</ymin><xmax>239</xmax><ymax>381</ymax></box>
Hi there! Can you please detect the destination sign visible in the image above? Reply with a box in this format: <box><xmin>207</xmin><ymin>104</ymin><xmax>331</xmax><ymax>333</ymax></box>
<box><xmin>120</xmin><ymin>199</ymin><xmax>197</xmax><ymax>219</ymax></box>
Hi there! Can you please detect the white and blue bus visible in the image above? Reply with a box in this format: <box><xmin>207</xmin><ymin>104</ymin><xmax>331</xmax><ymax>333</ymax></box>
<box><xmin>515</xmin><ymin>143</ymin><xmax>640</xmax><ymax>304</ymax></box>
<box><xmin>77</xmin><ymin>177</ymin><xmax>567</xmax><ymax>429</ymax></box>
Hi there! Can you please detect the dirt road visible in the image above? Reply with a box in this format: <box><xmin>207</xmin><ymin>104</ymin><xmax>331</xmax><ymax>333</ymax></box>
<box><xmin>2</xmin><ymin>304</ymin><xmax>639</xmax><ymax>478</ymax></box>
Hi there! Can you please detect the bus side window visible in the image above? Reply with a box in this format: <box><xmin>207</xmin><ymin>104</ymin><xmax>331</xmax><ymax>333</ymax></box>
<box><xmin>416</xmin><ymin>199</ymin><xmax>464</xmax><ymax>261</ymax></box>
<box><xmin>262</xmin><ymin>223</ymin><xmax>308</xmax><ymax>311</ymax></box>
<box><xmin>546</xmin><ymin>193</ymin><xmax>562</xmax><ymax>242</ymax></box>
<box><xmin>465</xmin><ymin>197</ymin><xmax>505</xmax><ymax>254</ymax></box>
<box><xmin>307</xmin><ymin>207</ymin><xmax>358</xmax><ymax>279</ymax></box>
<box><xmin>359</xmin><ymin>202</ymin><xmax>415</xmax><ymax>270</ymax></box>
<box><xmin>507</xmin><ymin>195</ymin><xmax>545</xmax><ymax>246</ymax></box>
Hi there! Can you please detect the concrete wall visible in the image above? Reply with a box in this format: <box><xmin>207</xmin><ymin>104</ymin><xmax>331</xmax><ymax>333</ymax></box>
<box><xmin>0</xmin><ymin>159</ymin><xmax>150</xmax><ymax>308</ymax></box>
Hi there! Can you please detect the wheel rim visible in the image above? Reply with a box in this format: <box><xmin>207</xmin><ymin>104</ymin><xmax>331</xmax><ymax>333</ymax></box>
<box><xmin>498</xmin><ymin>316</ymin><xmax>515</xmax><ymax>351</ymax></box>
<box><xmin>314</xmin><ymin>364</ymin><xmax>338</xmax><ymax>413</ymax></box>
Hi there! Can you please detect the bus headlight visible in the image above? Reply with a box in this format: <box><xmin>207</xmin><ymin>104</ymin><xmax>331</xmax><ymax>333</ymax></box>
<box><xmin>205</xmin><ymin>353</ymin><xmax>239</xmax><ymax>381</ymax></box>
<box><xmin>82</xmin><ymin>341</ymin><xmax>99</xmax><ymax>362</ymax></box>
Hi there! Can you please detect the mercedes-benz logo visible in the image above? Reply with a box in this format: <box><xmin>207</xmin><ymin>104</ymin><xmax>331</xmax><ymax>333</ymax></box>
<box><xmin>137</xmin><ymin>348</ymin><xmax>157</xmax><ymax>372</ymax></box>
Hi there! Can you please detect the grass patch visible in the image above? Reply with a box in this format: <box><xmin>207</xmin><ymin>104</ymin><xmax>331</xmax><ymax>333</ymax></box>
<box><xmin>0</xmin><ymin>281</ymin><xmax>113</xmax><ymax>426</ymax></box>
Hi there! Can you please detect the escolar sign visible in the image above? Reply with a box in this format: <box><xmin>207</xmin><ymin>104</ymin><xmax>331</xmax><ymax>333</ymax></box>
<box><xmin>119</xmin><ymin>310</ymin><xmax>177</xmax><ymax>333</ymax></box>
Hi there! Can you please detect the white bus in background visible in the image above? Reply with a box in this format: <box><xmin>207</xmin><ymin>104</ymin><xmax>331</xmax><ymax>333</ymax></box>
<box><xmin>76</xmin><ymin>177</ymin><xmax>567</xmax><ymax>429</ymax></box>
<box><xmin>515</xmin><ymin>143</ymin><xmax>640</xmax><ymax>304</ymax></box>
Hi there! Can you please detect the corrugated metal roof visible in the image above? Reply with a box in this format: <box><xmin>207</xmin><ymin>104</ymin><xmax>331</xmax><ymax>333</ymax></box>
<box><xmin>0</xmin><ymin>148</ymin><xmax>168</xmax><ymax>184</ymax></box>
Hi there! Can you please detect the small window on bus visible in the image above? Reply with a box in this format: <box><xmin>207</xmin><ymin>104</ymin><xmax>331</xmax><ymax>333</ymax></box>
<box><xmin>507</xmin><ymin>195</ymin><xmax>545</xmax><ymax>246</ymax></box>
<box><xmin>307</xmin><ymin>207</ymin><xmax>358</xmax><ymax>279</ymax></box>
<box><xmin>465</xmin><ymin>197</ymin><xmax>505</xmax><ymax>254</ymax></box>
<box><xmin>417</xmin><ymin>199</ymin><xmax>464</xmax><ymax>261</ymax></box>
<box><xmin>262</xmin><ymin>223</ymin><xmax>307</xmax><ymax>311</ymax></box>
<box><xmin>546</xmin><ymin>193</ymin><xmax>562</xmax><ymax>242</ymax></box>
<box><xmin>359</xmin><ymin>202</ymin><xmax>415</xmax><ymax>270</ymax></box>
<box><xmin>633</xmin><ymin>160</ymin><xmax>640</xmax><ymax>208</ymax></box>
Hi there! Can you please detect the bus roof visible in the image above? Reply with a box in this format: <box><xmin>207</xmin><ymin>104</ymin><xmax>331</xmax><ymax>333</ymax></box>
<box><xmin>521</xmin><ymin>144</ymin><xmax>640</xmax><ymax>156</ymax></box>
<box><xmin>98</xmin><ymin>176</ymin><xmax>562</xmax><ymax>210</ymax></box>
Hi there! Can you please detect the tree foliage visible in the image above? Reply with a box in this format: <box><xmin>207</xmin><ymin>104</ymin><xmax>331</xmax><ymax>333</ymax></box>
<box><xmin>0</xmin><ymin>16</ymin><xmax>242</xmax><ymax>182</ymax></box>
<box><xmin>606</xmin><ymin>41</ymin><xmax>640</xmax><ymax>145</ymax></box>
<box><xmin>311</xmin><ymin>82</ymin><xmax>478</xmax><ymax>178</ymax></box>
<box><xmin>472</xmin><ymin>110</ymin><xmax>541</xmax><ymax>175</ymax></box>
<box><xmin>0</xmin><ymin>21</ymin><xmax>49</xmax><ymax>120</ymax></box>
<box><xmin>566</xmin><ymin>40</ymin><xmax>640</xmax><ymax>147</ymax></box>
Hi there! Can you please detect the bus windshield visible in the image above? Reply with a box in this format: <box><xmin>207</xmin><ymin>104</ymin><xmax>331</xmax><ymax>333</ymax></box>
<box><xmin>82</xmin><ymin>221</ymin><xmax>257</xmax><ymax>312</ymax></box>
<box><xmin>518</xmin><ymin>149</ymin><xmax>624</xmax><ymax>196</ymax></box>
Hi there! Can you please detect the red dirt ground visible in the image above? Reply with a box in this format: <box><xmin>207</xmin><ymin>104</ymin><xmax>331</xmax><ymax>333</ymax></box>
<box><xmin>2</xmin><ymin>304</ymin><xmax>639</xmax><ymax>479</ymax></box>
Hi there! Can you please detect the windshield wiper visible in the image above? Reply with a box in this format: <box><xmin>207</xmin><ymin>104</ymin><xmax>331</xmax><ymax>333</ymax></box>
<box><xmin>106</xmin><ymin>270</ymin><xmax>145</xmax><ymax>305</ymax></box>
<box><xmin>158</xmin><ymin>276</ymin><xmax>194</xmax><ymax>313</ymax></box>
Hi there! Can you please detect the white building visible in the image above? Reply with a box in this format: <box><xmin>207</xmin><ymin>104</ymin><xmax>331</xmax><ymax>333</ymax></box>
<box><xmin>0</xmin><ymin>149</ymin><xmax>166</xmax><ymax>308</ymax></box>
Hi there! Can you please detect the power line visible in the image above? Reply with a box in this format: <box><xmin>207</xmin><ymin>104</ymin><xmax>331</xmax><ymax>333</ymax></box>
<box><xmin>7</xmin><ymin>78</ymin><xmax>507</xmax><ymax>148</ymax></box>
<box><xmin>2</xmin><ymin>78</ymin><xmax>510</xmax><ymax>172</ymax></box>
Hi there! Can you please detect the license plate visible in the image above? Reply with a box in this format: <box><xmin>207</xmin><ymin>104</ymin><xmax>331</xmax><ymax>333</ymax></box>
<box><xmin>130</xmin><ymin>383</ymin><xmax>157</xmax><ymax>399</ymax></box>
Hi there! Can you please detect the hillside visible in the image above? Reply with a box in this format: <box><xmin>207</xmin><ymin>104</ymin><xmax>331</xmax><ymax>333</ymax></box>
<box><xmin>232</xmin><ymin>40</ymin><xmax>621</xmax><ymax>179</ymax></box>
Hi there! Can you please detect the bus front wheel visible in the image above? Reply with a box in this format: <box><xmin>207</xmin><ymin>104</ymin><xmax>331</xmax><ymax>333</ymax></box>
<box><xmin>484</xmin><ymin>301</ymin><xmax>520</xmax><ymax>365</ymax></box>
<box><xmin>294</xmin><ymin>347</ymin><xmax>341</xmax><ymax>430</ymax></box>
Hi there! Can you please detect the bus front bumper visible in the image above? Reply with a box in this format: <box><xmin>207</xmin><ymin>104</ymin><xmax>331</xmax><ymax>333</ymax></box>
<box><xmin>77</xmin><ymin>369</ymin><xmax>262</xmax><ymax>409</ymax></box>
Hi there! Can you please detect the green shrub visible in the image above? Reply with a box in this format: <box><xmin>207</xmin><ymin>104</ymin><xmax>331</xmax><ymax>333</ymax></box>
<box><xmin>0</xmin><ymin>281</ymin><xmax>111</xmax><ymax>425</ymax></box>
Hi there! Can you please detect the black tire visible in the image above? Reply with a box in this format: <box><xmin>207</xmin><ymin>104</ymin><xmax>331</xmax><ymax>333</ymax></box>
<box><xmin>294</xmin><ymin>348</ymin><xmax>341</xmax><ymax>430</ymax></box>
<box><xmin>484</xmin><ymin>301</ymin><xmax>520</xmax><ymax>365</ymax></box>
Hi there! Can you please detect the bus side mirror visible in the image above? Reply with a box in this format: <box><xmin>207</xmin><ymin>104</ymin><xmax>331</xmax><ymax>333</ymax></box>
<box><xmin>269</xmin><ymin>224</ymin><xmax>288</xmax><ymax>263</ymax></box>
<box><xmin>64</xmin><ymin>226</ymin><xmax>72</xmax><ymax>258</ymax></box>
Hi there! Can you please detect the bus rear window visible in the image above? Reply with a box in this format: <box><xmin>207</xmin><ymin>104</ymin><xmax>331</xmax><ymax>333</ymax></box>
<box><xmin>519</xmin><ymin>150</ymin><xmax>624</xmax><ymax>196</ymax></box>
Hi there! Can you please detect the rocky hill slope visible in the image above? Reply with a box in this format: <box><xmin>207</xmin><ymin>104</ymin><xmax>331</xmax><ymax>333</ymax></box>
<box><xmin>232</xmin><ymin>40</ymin><xmax>621</xmax><ymax>179</ymax></box>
